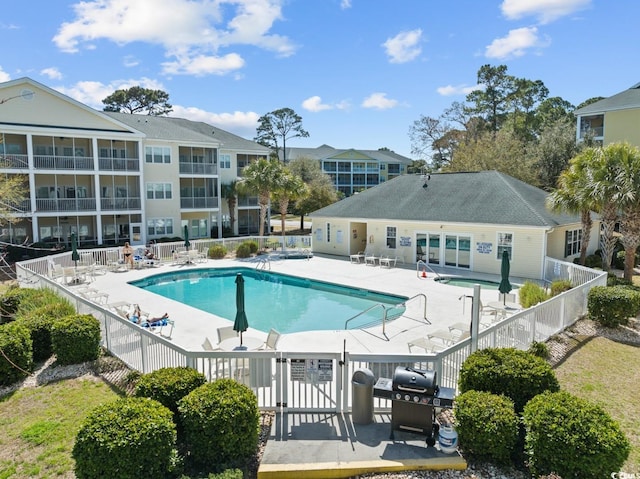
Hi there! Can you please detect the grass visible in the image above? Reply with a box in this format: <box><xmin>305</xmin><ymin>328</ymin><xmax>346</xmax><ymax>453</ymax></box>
<box><xmin>0</xmin><ymin>378</ymin><xmax>122</xmax><ymax>479</ymax></box>
<box><xmin>554</xmin><ymin>335</ymin><xmax>640</xmax><ymax>473</ymax></box>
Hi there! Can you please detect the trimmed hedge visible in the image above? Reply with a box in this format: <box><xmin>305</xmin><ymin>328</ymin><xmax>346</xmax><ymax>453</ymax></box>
<box><xmin>523</xmin><ymin>391</ymin><xmax>630</xmax><ymax>479</ymax></box>
<box><xmin>458</xmin><ymin>347</ymin><xmax>559</xmax><ymax>412</ymax></box>
<box><xmin>18</xmin><ymin>301</ymin><xmax>76</xmax><ymax>362</ymax></box>
<box><xmin>0</xmin><ymin>321</ymin><xmax>33</xmax><ymax>386</ymax></box>
<box><xmin>235</xmin><ymin>243</ymin><xmax>252</xmax><ymax>258</ymax></box>
<box><xmin>518</xmin><ymin>281</ymin><xmax>549</xmax><ymax>308</ymax></box>
<box><xmin>208</xmin><ymin>244</ymin><xmax>228</xmax><ymax>259</ymax></box>
<box><xmin>549</xmin><ymin>279</ymin><xmax>572</xmax><ymax>296</ymax></box>
<box><xmin>51</xmin><ymin>314</ymin><xmax>101</xmax><ymax>365</ymax></box>
<box><xmin>73</xmin><ymin>397</ymin><xmax>178</xmax><ymax>479</ymax></box>
<box><xmin>134</xmin><ymin>366</ymin><xmax>207</xmax><ymax>415</ymax></box>
<box><xmin>178</xmin><ymin>379</ymin><xmax>259</xmax><ymax>467</ymax></box>
<box><xmin>243</xmin><ymin>240</ymin><xmax>259</xmax><ymax>254</ymax></box>
<box><xmin>588</xmin><ymin>285</ymin><xmax>640</xmax><ymax>328</ymax></box>
<box><xmin>454</xmin><ymin>390</ymin><xmax>518</xmax><ymax>464</ymax></box>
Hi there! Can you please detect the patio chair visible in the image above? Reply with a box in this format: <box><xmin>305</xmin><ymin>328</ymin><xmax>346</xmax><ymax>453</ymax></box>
<box><xmin>202</xmin><ymin>337</ymin><xmax>216</xmax><ymax>351</ymax></box>
<box><xmin>349</xmin><ymin>251</ymin><xmax>365</xmax><ymax>264</ymax></box>
<box><xmin>364</xmin><ymin>248</ymin><xmax>379</xmax><ymax>266</ymax></box>
<box><xmin>259</xmin><ymin>328</ymin><xmax>281</xmax><ymax>350</ymax></box>
<box><xmin>217</xmin><ymin>325</ymin><xmax>238</xmax><ymax>345</ymax></box>
<box><xmin>408</xmin><ymin>337</ymin><xmax>445</xmax><ymax>353</ymax></box>
<box><xmin>379</xmin><ymin>255</ymin><xmax>397</xmax><ymax>268</ymax></box>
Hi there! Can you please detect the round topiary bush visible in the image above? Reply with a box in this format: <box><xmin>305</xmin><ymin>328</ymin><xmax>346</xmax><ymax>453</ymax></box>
<box><xmin>588</xmin><ymin>285</ymin><xmax>640</xmax><ymax>328</ymax></box>
<box><xmin>522</xmin><ymin>391</ymin><xmax>630</xmax><ymax>479</ymax></box>
<box><xmin>454</xmin><ymin>390</ymin><xmax>518</xmax><ymax>464</ymax></box>
<box><xmin>73</xmin><ymin>397</ymin><xmax>178</xmax><ymax>479</ymax></box>
<box><xmin>208</xmin><ymin>244</ymin><xmax>228</xmax><ymax>259</ymax></box>
<box><xmin>0</xmin><ymin>321</ymin><xmax>33</xmax><ymax>386</ymax></box>
<box><xmin>50</xmin><ymin>314</ymin><xmax>101</xmax><ymax>365</ymax></box>
<box><xmin>18</xmin><ymin>301</ymin><xmax>76</xmax><ymax>362</ymax></box>
<box><xmin>459</xmin><ymin>347</ymin><xmax>559</xmax><ymax>412</ymax></box>
<box><xmin>243</xmin><ymin>240</ymin><xmax>259</xmax><ymax>254</ymax></box>
<box><xmin>518</xmin><ymin>281</ymin><xmax>549</xmax><ymax>308</ymax></box>
<box><xmin>235</xmin><ymin>243</ymin><xmax>252</xmax><ymax>258</ymax></box>
<box><xmin>134</xmin><ymin>366</ymin><xmax>207</xmax><ymax>415</ymax></box>
<box><xmin>178</xmin><ymin>379</ymin><xmax>259</xmax><ymax>467</ymax></box>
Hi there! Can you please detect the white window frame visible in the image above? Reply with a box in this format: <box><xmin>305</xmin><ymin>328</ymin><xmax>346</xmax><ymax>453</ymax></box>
<box><xmin>146</xmin><ymin>183</ymin><xmax>173</xmax><ymax>200</ymax></box>
<box><xmin>147</xmin><ymin>218</ymin><xmax>174</xmax><ymax>236</ymax></box>
<box><xmin>497</xmin><ymin>232</ymin><xmax>513</xmax><ymax>260</ymax></box>
<box><xmin>220</xmin><ymin>154</ymin><xmax>231</xmax><ymax>169</ymax></box>
<box><xmin>145</xmin><ymin>146</ymin><xmax>171</xmax><ymax>164</ymax></box>
<box><xmin>386</xmin><ymin>226</ymin><xmax>397</xmax><ymax>249</ymax></box>
<box><xmin>565</xmin><ymin>229</ymin><xmax>582</xmax><ymax>257</ymax></box>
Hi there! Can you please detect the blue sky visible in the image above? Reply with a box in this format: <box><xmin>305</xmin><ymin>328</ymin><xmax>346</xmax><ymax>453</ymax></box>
<box><xmin>1</xmin><ymin>0</ymin><xmax>639</xmax><ymax>159</ymax></box>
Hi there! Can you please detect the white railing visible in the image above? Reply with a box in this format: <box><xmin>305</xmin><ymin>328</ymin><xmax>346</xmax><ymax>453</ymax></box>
<box><xmin>16</xmin><ymin>253</ymin><xmax>606</xmax><ymax>413</ymax></box>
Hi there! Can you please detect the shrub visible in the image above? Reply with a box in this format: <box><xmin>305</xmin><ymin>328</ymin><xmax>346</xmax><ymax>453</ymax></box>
<box><xmin>549</xmin><ymin>279</ymin><xmax>572</xmax><ymax>297</ymax></box>
<box><xmin>178</xmin><ymin>379</ymin><xmax>259</xmax><ymax>468</ymax></box>
<box><xmin>587</xmin><ymin>285</ymin><xmax>640</xmax><ymax>328</ymax></box>
<box><xmin>235</xmin><ymin>243</ymin><xmax>252</xmax><ymax>258</ymax></box>
<box><xmin>0</xmin><ymin>287</ymin><xmax>21</xmax><ymax>324</ymax></box>
<box><xmin>134</xmin><ymin>366</ymin><xmax>207</xmax><ymax>415</ymax></box>
<box><xmin>583</xmin><ymin>253</ymin><xmax>602</xmax><ymax>269</ymax></box>
<box><xmin>208</xmin><ymin>244</ymin><xmax>228</xmax><ymax>259</ymax></box>
<box><xmin>243</xmin><ymin>240</ymin><xmax>259</xmax><ymax>254</ymax></box>
<box><xmin>527</xmin><ymin>341</ymin><xmax>549</xmax><ymax>360</ymax></box>
<box><xmin>0</xmin><ymin>321</ymin><xmax>33</xmax><ymax>386</ymax></box>
<box><xmin>73</xmin><ymin>397</ymin><xmax>178</xmax><ymax>479</ymax></box>
<box><xmin>522</xmin><ymin>391</ymin><xmax>630</xmax><ymax>479</ymax></box>
<box><xmin>518</xmin><ymin>281</ymin><xmax>549</xmax><ymax>308</ymax></box>
<box><xmin>18</xmin><ymin>301</ymin><xmax>76</xmax><ymax>362</ymax></box>
<box><xmin>454</xmin><ymin>390</ymin><xmax>518</xmax><ymax>464</ymax></box>
<box><xmin>51</xmin><ymin>314</ymin><xmax>101</xmax><ymax>365</ymax></box>
<box><xmin>458</xmin><ymin>347</ymin><xmax>560</xmax><ymax>412</ymax></box>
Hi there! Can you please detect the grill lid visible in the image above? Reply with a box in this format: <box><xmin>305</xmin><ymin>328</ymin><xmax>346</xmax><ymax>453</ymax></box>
<box><xmin>392</xmin><ymin>366</ymin><xmax>438</xmax><ymax>396</ymax></box>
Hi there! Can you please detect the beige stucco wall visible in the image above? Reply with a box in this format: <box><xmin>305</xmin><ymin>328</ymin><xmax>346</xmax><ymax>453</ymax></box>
<box><xmin>604</xmin><ymin>109</ymin><xmax>640</xmax><ymax>146</ymax></box>
<box><xmin>141</xmin><ymin>141</ymin><xmax>182</xmax><ymax>228</ymax></box>
<box><xmin>546</xmin><ymin>222</ymin><xmax>600</xmax><ymax>261</ymax></box>
<box><xmin>310</xmin><ymin>217</ymin><xmax>593</xmax><ymax>279</ymax></box>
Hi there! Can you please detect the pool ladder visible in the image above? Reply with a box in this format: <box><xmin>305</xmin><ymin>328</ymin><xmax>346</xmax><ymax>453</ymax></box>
<box><xmin>256</xmin><ymin>256</ymin><xmax>271</xmax><ymax>270</ymax></box>
<box><xmin>417</xmin><ymin>260</ymin><xmax>442</xmax><ymax>280</ymax></box>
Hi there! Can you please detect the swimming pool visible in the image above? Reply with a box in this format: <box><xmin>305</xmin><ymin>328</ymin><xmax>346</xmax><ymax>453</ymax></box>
<box><xmin>434</xmin><ymin>277</ymin><xmax>520</xmax><ymax>290</ymax></box>
<box><xmin>130</xmin><ymin>267</ymin><xmax>407</xmax><ymax>334</ymax></box>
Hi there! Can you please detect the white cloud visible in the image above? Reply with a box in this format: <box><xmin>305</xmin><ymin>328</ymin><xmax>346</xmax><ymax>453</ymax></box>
<box><xmin>53</xmin><ymin>0</ymin><xmax>295</xmax><ymax>75</ymax></box>
<box><xmin>340</xmin><ymin>0</ymin><xmax>352</xmax><ymax>9</ymax></box>
<box><xmin>55</xmin><ymin>77</ymin><xmax>167</xmax><ymax>109</ymax></box>
<box><xmin>382</xmin><ymin>29</ymin><xmax>422</xmax><ymax>64</ymax></box>
<box><xmin>0</xmin><ymin>66</ymin><xmax>10</xmax><ymax>83</ymax></box>
<box><xmin>40</xmin><ymin>67</ymin><xmax>63</xmax><ymax>80</ymax></box>
<box><xmin>501</xmin><ymin>0</ymin><xmax>591</xmax><ymax>24</ymax></box>
<box><xmin>437</xmin><ymin>84</ymin><xmax>483</xmax><ymax>96</ymax></box>
<box><xmin>485</xmin><ymin>26</ymin><xmax>549</xmax><ymax>59</ymax></box>
<box><xmin>162</xmin><ymin>53</ymin><xmax>245</xmax><ymax>76</ymax></box>
<box><xmin>123</xmin><ymin>55</ymin><xmax>139</xmax><ymax>67</ymax></box>
<box><xmin>171</xmin><ymin>105</ymin><xmax>260</xmax><ymax>138</ymax></box>
<box><xmin>361</xmin><ymin>92</ymin><xmax>398</xmax><ymax>110</ymax></box>
<box><xmin>302</xmin><ymin>96</ymin><xmax>332</xmax><ymax>112</ymax></box>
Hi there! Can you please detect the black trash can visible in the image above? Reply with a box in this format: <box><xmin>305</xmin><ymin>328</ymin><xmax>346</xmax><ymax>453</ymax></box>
<box><xmin>352</xmin><ymin>368</ymin><xmax>375</xmax><ymax>424</ymax></box>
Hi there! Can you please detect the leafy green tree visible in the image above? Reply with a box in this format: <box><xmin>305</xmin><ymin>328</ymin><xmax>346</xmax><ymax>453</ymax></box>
<box><xmin>221</xmin><ymin>181</ymin><xmax>239</xmax><ymax>237</ymax></box>
<box><xmin>0</xmin><ymin>169</ymin><xmax>27</xmax><ymax>228</ymax></box>
<box><xmin>288</xmin><ymin>157</ymin><xmax>339</xmax><ymax>228</ymax></box>
<box><xmin>508</xmin><ymin>78</ymin><xmax>549</xmax><ymax>140</ymax></box>
<box><xmin>465</xmin><ymin>64</ymin><xmax>516</xmax><ymax>134</ymax></box>
<box><xmin>575</xmin><ymin>96</ymin><xmax>605</xmax><ymax>110</ymax></box>
<box><xmin>533</xmin><ymin>118</ymin><xmax>582</xmax><ymax>190</ymax></box>
<box><xmin>239</xmin><ymin>158</ymin><xmax>285</xmax><ymax>236</ymax></box>
<box><xmin>254</xmin><ymin>108</ymin><xmax>309</xmax><ymax>163</ymax></box>
<box><xmin>535</xmin><ymin>96</ymin><xmax>575</xmax><ymax>133</ymax></box>
<box><xmin>271</xmin><ymin>170</ymin><xmax>307</xmax><ymax>235</ymax></box>
<box><xmin>102</xmin><ymin>86</ymin><xmax>172</xmax><ymax>116</ymax></box>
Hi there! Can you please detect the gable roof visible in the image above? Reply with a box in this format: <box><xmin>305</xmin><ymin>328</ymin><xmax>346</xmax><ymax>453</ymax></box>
<box><xmin>574</xmin><ymin>83</ymin><xmax>640</xmax><ymax>115</ymax></box>
<box><xmin>310</xmin><ymin>171</ymin><xmax>580</xmax><ymax>228</ymax></box>
<box><xmin>282</xmin><ymin>145</ymin><xmax>412</xmax><ymax>164</ymax></box>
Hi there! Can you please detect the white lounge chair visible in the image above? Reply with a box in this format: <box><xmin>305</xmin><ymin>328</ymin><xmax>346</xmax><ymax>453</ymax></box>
<box><xmin>260</xmin><ymin>328</ymin><xmax>281</xmax><ymax>350</ymax></box>
<box><xmin>408</xmin><ymin>337</ymin><xmax>445</xmax><ymax>353</ymax></box>
<box><xmin>379</xmin><ymin>255</ymin><xmax>397</xmax><ymax>268</ymax></box>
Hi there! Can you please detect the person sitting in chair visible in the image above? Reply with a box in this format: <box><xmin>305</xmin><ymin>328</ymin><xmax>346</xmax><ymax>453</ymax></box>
<box><xmin>144</xmin><ymin>248</ymin><xmax>155</xmax><ymax>260</ymax></box>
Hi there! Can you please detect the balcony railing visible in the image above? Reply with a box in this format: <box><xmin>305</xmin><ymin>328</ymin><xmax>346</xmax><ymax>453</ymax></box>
<box><xmin>0</xmin><ymin>154</ymin><xmax>29</xmax><ymax>169</ymax></box>
<box><xmin>179</xmin><ymin>163</ymin><xmax>217</xmax><ymax>175</ymax></box>
<box><xmin>180</xmin><ymin>197</ymin><xmax>219</xmax><ymax>209</ymax></box>
<box><xmin>238</xmin><ymin>197</ymin><xmax>259</xmax><ymax>207</ymax></box>
<box><xmin>36</xmin><ymin>198</ymin><xmax>97</xmax><ymax>212</ymax></box>
<box><xmin>34</xmin><ymin>155</ymin><xmax>94</xmax><ymax>170</ymax></box>
<box><xmin>1</xmin><ymin>199</ymin><xmax>31</xmax><ymax>212</ymax></box>
<box><xmin>100</xmin><ymin>198</ymin><xmax>142</xmax><ymax>210</ymax></box>
<box><xmin>98</xmin><ymin>157</ymin><xmax>140</xmax><ymax>172</ymax></box>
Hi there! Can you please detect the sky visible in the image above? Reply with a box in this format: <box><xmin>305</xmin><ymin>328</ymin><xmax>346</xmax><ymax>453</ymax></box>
<box><xmin>1</xmin><ymin>0</ymin><xmax>640</xmax><ymax>159</ymax></box>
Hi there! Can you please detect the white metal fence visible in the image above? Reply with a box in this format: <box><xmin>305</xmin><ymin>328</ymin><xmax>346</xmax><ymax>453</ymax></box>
<box><xmin>16</xmin><ymin>245</ymin><xmax>606</xmax><ymax>413</ymax></box>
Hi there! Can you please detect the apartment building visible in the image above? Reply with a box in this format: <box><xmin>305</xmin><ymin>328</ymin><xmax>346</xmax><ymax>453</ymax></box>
<box><xmin>0</xmin><ymin>77</ymin><xmax>268</xmax><ymax>247</ymax></box>
<box><xmin>574</xmin><ymin>82</ymin><xmax>640</xmax><ymax>146</ymax></box>
<box><xmin>280</xmin><ymin>145</ymin><xmax>412</xmax><ymax>197</ymax></box>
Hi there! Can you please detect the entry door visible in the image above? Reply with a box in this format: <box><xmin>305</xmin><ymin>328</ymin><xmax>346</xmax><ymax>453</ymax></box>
<box><xmin>130</xmin><ymin>223</ymin><xmax>143</xmax><ymax>246</ymax></box>
<box><xmin>444</xmin><ymin>234</ymin><xmax>471</xmax><ymax>269</ymax></box>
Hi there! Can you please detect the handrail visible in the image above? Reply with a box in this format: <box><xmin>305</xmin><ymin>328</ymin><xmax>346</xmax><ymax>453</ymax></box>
<box><xmin>400</xmin><ymin>293</ymin><xmax>430</xmax><ymax>324</ymax></box>
<box><xmin>344</xmin><ymin>303</ymin><xmax>388</xmax><ymax>332</ymax></box>
<box><xmin>416</xmin><ymin>260</ymin><xmax>442</xmax><ymax>280</ymax></box>
<box><xmin>256</xmin><ymin>256</ymin><xmax>271</xmax><ymax>270</ymax></box>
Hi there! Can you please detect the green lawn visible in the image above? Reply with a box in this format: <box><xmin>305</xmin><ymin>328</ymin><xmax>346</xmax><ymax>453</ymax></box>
<box><xmin>554</xmin><ymin>335</ymin><xmax>640</xmax><ymax>474</ymax></box>
<box><xmin>0</xmin><ymin>378</ymin><xmax>122</xmax><ymax>479</ymax></box>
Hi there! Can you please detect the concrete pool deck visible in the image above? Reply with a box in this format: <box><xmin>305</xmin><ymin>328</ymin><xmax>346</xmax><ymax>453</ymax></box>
<box><xmin>74</xmin><ymin>253</ymin><xmax>528</xmax><ymax>355</ymax></box>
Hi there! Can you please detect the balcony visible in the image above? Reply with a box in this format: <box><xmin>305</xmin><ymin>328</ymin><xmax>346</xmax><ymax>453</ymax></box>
<box><xmin>238</xmin><ymin>196</ymin><xmax>259</xmax><ymax>207</ymax></box>
<box><xmin>100</xmin><ymin>198</ymin><xmax>142</xmax><ymax>210</ymax></box>
<box><xmin>179</xmin><ymin>163</ymin><xmax>217</xmax><ymax>175</ymax></box>
<box><xmin>180</xmin><ymin>197</ymin><xmax>219</xmax><ymax>209</ymax></box>
<box><xmin>98</xmin><ymin>157</ymin><xmax>140</xmax><ymax>172</ymax></box>
<box><xmin>2</xmin><ymin>199</ymin><xmax>31</xmax><ymax>213</ymax></box>
<box><xmin>34</xmin><ymin>155</ymin><xmax>94</xmax><ymax>170</ymax></box>
<box><xmin>1</xmin><ymin>154</ymin><xmax>28</xmax><ymax>169</ymax></box>
<box><xmin>36</xmin><ymin>198</ymin><xmax>97</xmax><ymax>212</ymax></box>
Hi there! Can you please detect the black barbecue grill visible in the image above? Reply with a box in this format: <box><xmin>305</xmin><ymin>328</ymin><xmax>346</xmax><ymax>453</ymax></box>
<box><xmin>373</xmin><ymin>366</ymin><xmax>455</xmax><ymax>445</ymax></box>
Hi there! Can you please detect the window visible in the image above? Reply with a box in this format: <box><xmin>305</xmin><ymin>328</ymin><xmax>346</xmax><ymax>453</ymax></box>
<box><xmin>146</xmin><ymin>183</ymin><xmax>172</xmax><ymax>200</ymax></box>
<box><xmin>386</xmin><ymin>226</ymin><xmax>396</xmax><ymax>249</ymax></box>
<box><xmin>147</xmin><ymin>218</ymin><xmax>174</xmax><ymax>236</ymax></box>
<box><xmin>497</xmin><ymin>232</ymin><xmax>513</xmax><ymax>260</ymax></box>
<box><xmin>326</xmin><ymin>223</ymin><xmax>331</xmax><ymax>242</ymax></box>
<box><xmin>565</xmin><ymin>229</ymin><xmax>582</xmax><ymax>257</ymax></box>
<box><xmin>220</xmin><ymin>154</ymin><xmax>231</xmax><ymax>169</ymax></box>
<box><xmin>145</xmin><ymin>146</ymin><xmax>171</xmax><ymax>163</ymax></box>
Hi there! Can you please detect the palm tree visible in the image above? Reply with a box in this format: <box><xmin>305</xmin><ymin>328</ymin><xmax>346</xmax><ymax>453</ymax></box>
<box><xmin>271</xmin><ymin>171</ymin><xmax>307</xmax><ymax>238</ymax></box>
<box><xmin>221</xmin><ymin>181</ymin><xmax>238</xmax><ymax>237</ymax></box>
<box><xmin>547</xmin><ymin>149</ymin><xmax>598</xmax><ymax>266</ymax></box>
<box><xmin>239</xmin><ymin>158</ymin><xmax>285</xmax><ymax>237</ymax></box>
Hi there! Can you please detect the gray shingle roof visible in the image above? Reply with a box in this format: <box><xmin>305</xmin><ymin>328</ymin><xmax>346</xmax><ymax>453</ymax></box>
<box><xmin>574</xmin><ymin>83</ymin><xmax>640</xmax><ymax>115</ymax></box>
<box><xmin>310</xmin><ymin>171</ymin><xmax>580</xmax><ymax>227</ymax></box>
<box><xmin>282</xmin><ymin>145</ymin><xmax>412</xmax><ymax>164</ymax></box>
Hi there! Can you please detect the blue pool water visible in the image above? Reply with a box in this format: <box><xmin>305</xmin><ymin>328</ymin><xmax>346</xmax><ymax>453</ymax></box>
<box><xmin>130</xmin><ymin>267</ymin><xmax>407</xmax><ymax>334</ymax></box>
<box><xmin>435</xmin><ymin>277</ymin><xmax>519</xmax><ymax>290</ymax></box>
